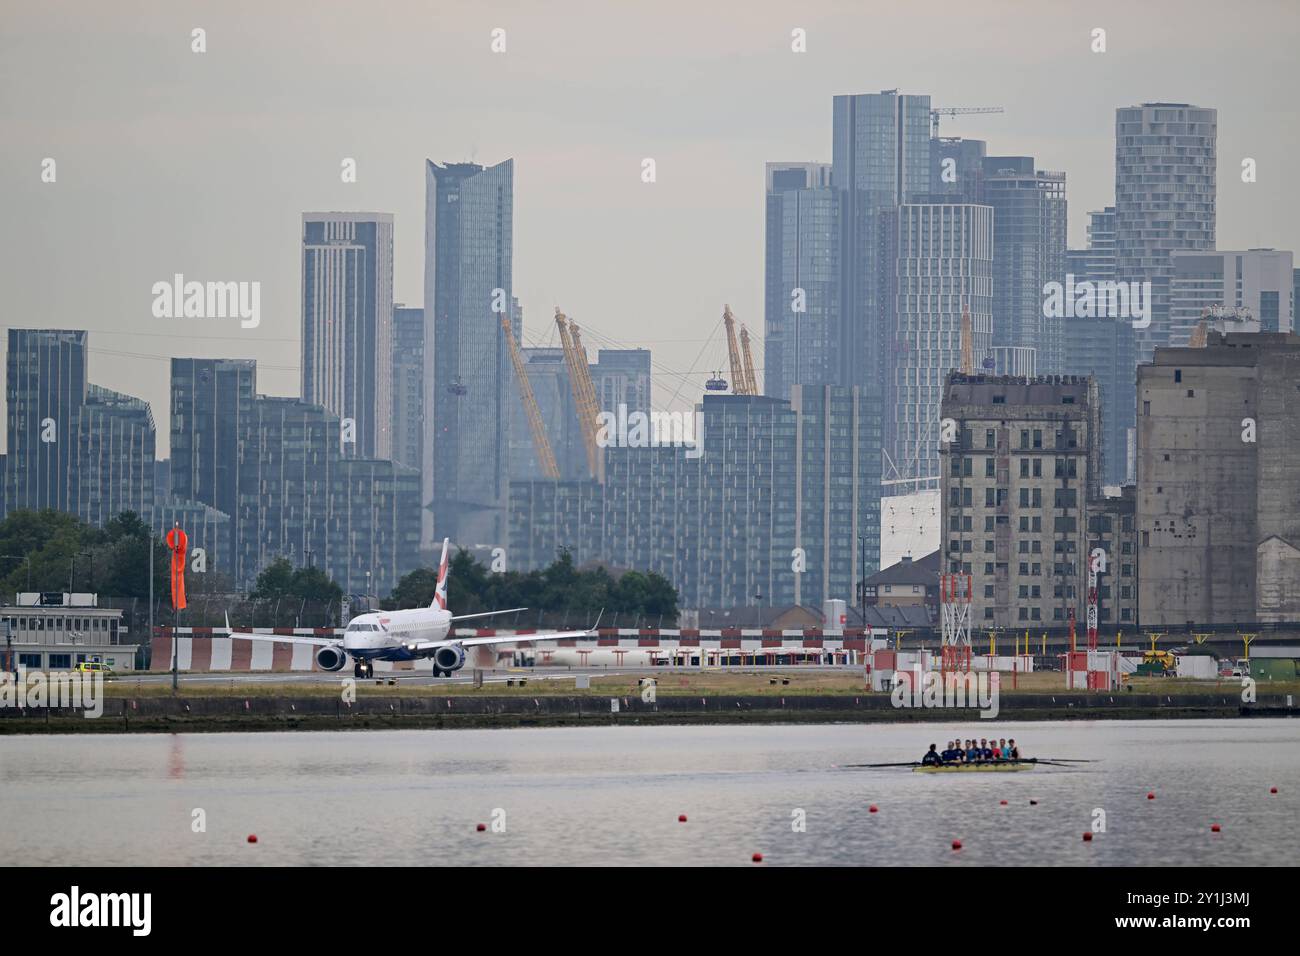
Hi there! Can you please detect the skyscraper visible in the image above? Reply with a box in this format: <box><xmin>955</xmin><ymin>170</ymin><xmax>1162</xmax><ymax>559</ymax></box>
<box><xmin>589</xmin><ymin>349</ymin><xmax>652</xmax><ymax>416</ymax></box>
<box><xmin>982</xmin><ymin>156</ymin><xmax>1067</xmax><ymax>373</ymax></box>
<box><xmin>1170</xmin><ymin>249</ymin><xmax>1295</xmax><ymax>339</ymax></box>
<box><xmin>170</xmin><ymin>357</ymin><xmax>256</xmax><ymax>572</ymax></box>
<box><xmin>424</xmin><ymin>160</ymin><xmax>514</xmax><ymax>548</ymax></box>
<box><xmin>1063</xmin><ymin>206</ymin><xmax>1133</xmax><ymax>486</ymax></box>
<box><xmin>301</xmin><ymin>212</ymin><xmax>394</xmax><ymax>460</ymax></box>
<box><xmin>391</xmin><ymin>305</ymin><xmax>424</xmax><ymax>471</ymax></box>
<box><xmin>832</xmin><ymin>91</ymin><xmax>932</xmax><ymax>395</ymax></box>
<box><xmin>1114</xmin><ymin>103</ymin><xmax>1217</xmax><ymax>362</ymax></box>
<box><xmin>763</xmin><ymin>162</ymin><xmax>838</xmax><ymax>400</ymax></box>
<box><xmin>4</xmin><ymin>329</ymin><xmax>88</xmax><ymax>514</ymax></box>
<box><xmin>886</xmin><ymin>201</ymin><xmax>994</xmax><ymax>480</ymax></box>
<box><xmin>77</xmin><ymin>385</ymin><xmax>155</xmax><ymax>528</ymax></box>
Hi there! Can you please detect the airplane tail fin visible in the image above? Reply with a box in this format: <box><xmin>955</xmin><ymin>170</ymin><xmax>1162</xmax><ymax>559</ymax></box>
<box><xmin>431</xmin><ymin>537</ymin><xmax>451</xmax><ymax>610</ymax></box>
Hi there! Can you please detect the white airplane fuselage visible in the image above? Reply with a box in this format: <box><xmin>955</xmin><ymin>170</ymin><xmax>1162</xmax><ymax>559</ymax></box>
<box><xmin>341</xmin><ymin>607</ymin><xmax>454</xmax><ymax>661</ymax></box>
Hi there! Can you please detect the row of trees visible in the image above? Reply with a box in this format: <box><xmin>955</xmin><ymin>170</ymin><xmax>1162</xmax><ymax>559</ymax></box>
<box><xmin>383</xmin><ymin>549</ymin><xmax>678</xmax><ymax>626</ymax></box>
<box><xmin>0</xmin><ymin>510</ymin><xmax>680</xmax><ymax>628</ymax></box>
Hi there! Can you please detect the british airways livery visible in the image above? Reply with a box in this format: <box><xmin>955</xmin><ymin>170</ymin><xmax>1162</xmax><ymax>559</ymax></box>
<box><xmin>234</xmin><ymin>538</ymin><xmax>593</xmax><ymax>678</ymax></box>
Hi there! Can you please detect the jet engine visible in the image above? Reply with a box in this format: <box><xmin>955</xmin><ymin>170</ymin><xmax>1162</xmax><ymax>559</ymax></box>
<box><xmin>433</xmin><ymin>644</ymin><xmax>467</xmax><ymax>673</ymax></box>
<box><xmin>315</xmin><ymin>645</ymin><xmax>348</xmax><ymax>671</ymax></box>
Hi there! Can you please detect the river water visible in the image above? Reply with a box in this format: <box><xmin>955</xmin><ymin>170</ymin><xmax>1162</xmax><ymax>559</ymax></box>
<box><xmin>2</xmin><ymin>719</ymin><xmax>1295</xmax><ymax>865</ymax></box>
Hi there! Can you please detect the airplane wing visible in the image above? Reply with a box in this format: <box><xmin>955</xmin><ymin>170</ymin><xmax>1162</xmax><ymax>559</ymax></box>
<box><xmin>222</xmin><ymin>613</ymin><xmax>339</xmax><ymax>647</ymax></box>
<box><xmin>450</xmin><ymin>607</ymin><xmax>528</xmax><ymax>622</ymax></box>
<box><xmin>406</xmin><ymin>629</ymin><xmax>594</xmax><ymax>654</ymax></box>
<box><xmin>224</xmin><ymin>631</ymin><xmax>340</xmax><ymax>647</ymax></box>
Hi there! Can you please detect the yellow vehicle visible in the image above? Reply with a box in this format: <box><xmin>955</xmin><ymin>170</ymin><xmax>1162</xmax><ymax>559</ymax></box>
<box><xmin>73</xmin><ymin>661</ymin><xmax>115</xmax><ymax>677</ymax></box>
<box><xmin>1137</xmin><ymin>650</ymin><xmax>1176</xmax><ymax>675</ymax></box>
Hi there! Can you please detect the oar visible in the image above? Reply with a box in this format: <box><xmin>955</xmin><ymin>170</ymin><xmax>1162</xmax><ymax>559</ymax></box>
<box><xmin>837</xmin><ymin>761</ymin><xmax>921</xmax><ymax>769</ymax></box>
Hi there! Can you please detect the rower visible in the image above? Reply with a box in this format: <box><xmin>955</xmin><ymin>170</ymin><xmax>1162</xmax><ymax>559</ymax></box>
<box><xmin>921</xmin><ymin>744</ymin><xmax>943</xmax><ymax>766</ymax></box>
<box><xmin>965</xmin><ymin>739</ymin><xmax>980</xmax><ymax>763</ymax></box>
<box><xmin>1006</xmin><ymin>738</ymin><xmax>1020</xmax><ymax>760</ymax></box>
<box><xmin>941</xmin><ymin>740</ymin><xmax>962</xmax><ymax>763</ymax></box>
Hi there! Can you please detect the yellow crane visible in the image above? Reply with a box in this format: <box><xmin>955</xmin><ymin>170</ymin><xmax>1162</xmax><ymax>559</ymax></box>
<box><xmin>960</xmin><ymin>300</ymin><xmax>974</xmax><ymax>374</ymax></box>
<box><xmin>723</xmin><ymin>305</ymin><xmax>755</xmax><ymax>395</ymax></box>
<box><xmin>501</xmin><ymin>314</ymin><xmax>560</xmax><ymax>479</ymax></box>
<box><xmin>1189</xmin><ymin>309</ymin><xmax>1210</xmax><ymax>348</ymax></box>
<box><xmin>739</xmin><ymin>324</ymin><xmax>760</xmax><ymax>395</ymax></box>
<box><xmin>555</xmin><ymin>309</ymin><xmax>605</xmax><ymax>482</ymax></box>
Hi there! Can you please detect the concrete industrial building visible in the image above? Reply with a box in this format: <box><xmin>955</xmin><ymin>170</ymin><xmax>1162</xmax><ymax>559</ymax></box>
<box><xmin>301</xmin><ymin>212</ymin><xmax>395</xmax><ymax>460</ymax></box>
<box><xmin>1136</xmin><ymin>332</ymin><xmax>1300</xmax><ymax>626</ymax></box>
<box><xmin>939</xmin><ymin>372</ymin><xmax>1103</xmax><ymax>629</ymax></box>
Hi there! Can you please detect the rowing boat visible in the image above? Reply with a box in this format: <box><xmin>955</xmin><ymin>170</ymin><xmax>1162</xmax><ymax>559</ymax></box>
<box><xmin>912</xmin><ymin>761</ymin><xmax>1036</xmax><ymax>773</ymax></box>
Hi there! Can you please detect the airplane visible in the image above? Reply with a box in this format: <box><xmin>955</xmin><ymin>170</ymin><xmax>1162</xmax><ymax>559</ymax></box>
<box><xmin>228</xmin><ymin>538</ymin><xmax>595</xmax><ymax>678</ymax></box>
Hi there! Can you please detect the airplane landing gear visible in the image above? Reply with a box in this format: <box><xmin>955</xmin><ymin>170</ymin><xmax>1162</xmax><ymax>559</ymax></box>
<box><xmin>353</xmin><ymin>660</ymin><xmax>374</xmax><ymax>679</ymax></box>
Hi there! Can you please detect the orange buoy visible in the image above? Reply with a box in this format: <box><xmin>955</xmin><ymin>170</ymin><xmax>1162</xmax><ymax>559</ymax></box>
<box><xmin>1082</xmin><ymin>832</ymin><xmax>1093</xmax><ymax>842</ymax></box>
<box><xmin>951</xmin><ymin>839</ymin><xmax>962</xmax><ymax>850</ymax></box>
<box><xmin>1211</xmin><ymin>824</ymin><xmax>1221</xmax><ymax>833</ymax></box>
<box><xmin>678</xmin><ymin>814</ymin><xmax>688</xmax><ymax>823</ymax></box>
<box><xmin>247</xmin><ymin>834</ymin><xmax>258</xmax><ymax>844</ymax></box>
<box><xmin>868</xmin><ymin>804</ymin><xmax>878</xmax><ymax>813</ymax></box>
<box><xmin>752</xmin><ymin>852</ymin><xmax>763</xmax><ymax>863</ymax></box>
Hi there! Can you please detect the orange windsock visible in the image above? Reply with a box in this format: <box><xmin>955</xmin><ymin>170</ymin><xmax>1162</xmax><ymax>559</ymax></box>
<box><xmin>166</xmin><ymin>526</ymin><xmax>188</xmax><ymax>611</ymax></box>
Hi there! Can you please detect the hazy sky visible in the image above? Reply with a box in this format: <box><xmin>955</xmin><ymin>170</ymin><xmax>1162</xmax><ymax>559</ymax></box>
<box><xmin>3</xmin><ymin>0</ymin><xmax>1298</xmax><ymax>458</ymax></box>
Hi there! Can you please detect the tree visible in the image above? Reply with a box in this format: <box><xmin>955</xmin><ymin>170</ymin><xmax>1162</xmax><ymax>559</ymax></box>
<box><xmin>251</xmin><ymin>558</ymin><xmax>295</xmax><ymax>602</ymax></box>
<box><xmin>382</xmin><ymin>547</ymin><xmax>679</xmax><ymax>623</ymax></box>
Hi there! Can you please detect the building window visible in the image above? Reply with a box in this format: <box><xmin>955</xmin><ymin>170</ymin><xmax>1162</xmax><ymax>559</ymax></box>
<box><xmin>48</xmin><ymin>654</ymin><xmax>72</xmax><ymax>670</ymax></box>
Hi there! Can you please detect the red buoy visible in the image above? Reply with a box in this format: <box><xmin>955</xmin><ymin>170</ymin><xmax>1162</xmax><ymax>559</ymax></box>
<box><xmin>476</xmin><ymin>823</ymin><xmax>486</xmax><ymax>832</ymax></box>
<box><xmin>999</xmin><ymin>800</ymin><xmax>1008</xmax><ymax>806</ymax></box>
<box><xmin>752</xmin><ymin>852</ymin><xmax>763</xmax><ymax>863</ymax></box>
<box><xmin>951</xmin><ymin>839</ymin><xmax>962</xmax><ymax>850</ymax></box>
<box><xmin>868</xmin><ymin>804</ymin><xmax>878</xmax><ymax>813</ymax></box>
<box><xmin>1146</xmin><ymin>792</ymin><xmax>1155</xmax><ymax>800</ymax></box>
<box><xmin>678</xmin><ymin>814</ymin><xmax>688</xmax><ymax>823</ymax></box>
<box><xmin>1270</xmin><ymin>787</ymin><xmax>1278</xmax><ymax>794</ymax></box>
<box><xmin>1083</xmin><ymin>832</ymin><xmax>1093</xmax><ymax>842</ymax></box>
<box><xmin>247</xmin><ymin>834</ymin><xmax>257</xmax><ymax>844</ymax></box>
<box><xmin>1211</xmin><ymin>824</ymin><xmax>1221</xmax><ymax>833</ymax></box>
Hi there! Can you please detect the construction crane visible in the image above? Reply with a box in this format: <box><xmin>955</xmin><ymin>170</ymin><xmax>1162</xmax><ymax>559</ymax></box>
<box><xmin>722</xmin><ymin>304</ymin><xmax>755</xmax><ymax>396</ymax></box>
<box><xmin>1188</xmin><ymin>318</ymin><xmax>1209</xmax><ymax>348</ymax></box>
<box><xmin>739</xmin><ymin>324</ymin><xmax>760</xmax><ymax>395</ymax></box>
<box><xmin>931</xmin><ymin>106</ymin><xmax>1005</xmax><ymax>139</ymax></box>
<box><xmin>501</xmin><ymin>314</ymin><xmax>560</xmax><ymax>479</ymax></box>
<box><xmin>960</xmin><ymin>300</ymin><xmax>974</xmax><ymax>374</ymax></box>
<box><xmin>555</xmin><ymin>309</ymin><xmax>605</xmax><ymax>482</ymax></box>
